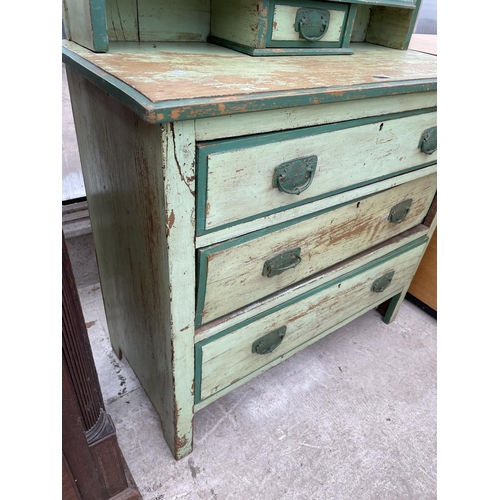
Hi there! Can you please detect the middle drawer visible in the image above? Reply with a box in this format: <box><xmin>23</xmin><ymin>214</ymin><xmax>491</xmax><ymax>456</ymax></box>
<box><xmin>196</xmin><ymin>171</ymin><xmax>436</xmax><ymax>326</ymax></box>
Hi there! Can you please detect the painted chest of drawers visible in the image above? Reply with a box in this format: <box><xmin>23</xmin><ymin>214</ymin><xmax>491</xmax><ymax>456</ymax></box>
<box><xmin>63</xmin><ymin>2</ymin><xmax>437</xmax><ymax>460</ymax></box>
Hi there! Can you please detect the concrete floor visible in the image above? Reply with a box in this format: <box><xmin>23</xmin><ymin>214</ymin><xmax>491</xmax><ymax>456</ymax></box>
<box><xmin>65</xmin><ymin>232</ymin><xmax>437</xmax><ymax>500</ymax></box>
<box><xmin>63</xmin><ymin>66</ymin><xmax>437</xmax><ymax>500</ymax></box>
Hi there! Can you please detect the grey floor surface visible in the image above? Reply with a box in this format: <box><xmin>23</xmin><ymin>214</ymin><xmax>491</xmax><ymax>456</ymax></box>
<box><xmin>68</xmin><ymin>234</ymin><xmax>437</xmax><ymax>500</ymax></box>
<box><xmin>63</xmin><ymin>63</ymin><xmax>437</xmax><ymax>499</ymax></box>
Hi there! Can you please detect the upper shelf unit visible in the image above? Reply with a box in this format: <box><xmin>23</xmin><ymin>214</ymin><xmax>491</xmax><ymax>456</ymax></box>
<box><xmin>62</xmin><ymin>0</ymin><xmax>422</xmax><ymax>55</ymax></box>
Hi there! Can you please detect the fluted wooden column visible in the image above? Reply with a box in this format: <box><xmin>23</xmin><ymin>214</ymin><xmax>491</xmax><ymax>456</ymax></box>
<box><xmin>62</xmin><ymin>232</ymin><xmax>141</xmax><ymax>500</ymax></box>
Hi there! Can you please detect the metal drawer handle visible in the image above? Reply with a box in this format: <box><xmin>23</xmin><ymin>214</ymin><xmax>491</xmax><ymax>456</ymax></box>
<box><xmin>294</xmin><ymin>8</ymin><xmax>330</xmax><ymax>42</ymax></box>
<box><xmin>419</xmin><ymin>126</ymin><xmax>437</xmax><ymax>154</ymax></box>
<box><xmin>273</xmin><ymin>156</ymin><xmax>317</xmax><ymax>195</ymax></box>
<box><xmin>252</xmin><ymin>326</ymin><xmax>286</xmax><ymax>354</ymax></box>
<box><xmin>388</xmin><ymin>199</ymin><xmax>412</xmax><ymax>224</ymax></box>
<box><xmin>262</xmin><ymin>248</ymin><xmax>302</xmax><ymax>278</ymax></box>
<box><xmin>372</xmin><ymin>271</ymin><xmax>395</xmax><ymax>293</ymax></box>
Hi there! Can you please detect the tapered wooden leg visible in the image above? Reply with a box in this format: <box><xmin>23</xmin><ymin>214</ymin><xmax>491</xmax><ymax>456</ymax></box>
<box><xmin>380</xmin><ymin>289</ymin><xmax>406</xmax><ymax>324</ymax></box>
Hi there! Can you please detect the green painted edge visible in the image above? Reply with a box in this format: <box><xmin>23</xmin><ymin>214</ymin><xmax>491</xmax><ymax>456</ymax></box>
<box><xmin>62</xmin><ymin>46</ymin><xmax>155</xmax><ymax>122</ymax></box>
<box><xmin>382</xmin><ymin>292</ymin><xmax>403</xmax><ymax>323</ymax></box>
<box><xmin>151</xmin><ymin>80</ymin><xmax>437</xmax><ymax>122</ymax></box>
<box><xmin>342</xmin><ymin>4</ymin><xmax>358</xmax><ymax>47</ymax></box>
<box><xmin>196</xmin><ymin>161</ymin><xmax>436</xmax><ymax>237</ymax></box>
<box><xmin>402</xmin><ymin>0</ymin><xmax>423</xmax><ymax>50</ymax></box>
<box><xmin>195</xmin><ymin>106</ymin><xmax>437</xmax><ymax>235</ymax></box>
<box><xmin>89</xmin><ymin>0</ymin><xmax>109</xmax><ymax>52</ymax></box>
<box><xmin>266</xmin><ymin>0</ymin><xmax>350</xmax><ymax>49</ymax></box>
<box><xmin>208</xmin><ymin>35</ymin><xmax>353</xmax><ymax>55</ymax></box>
<box><xmin>195</xmin><ymin>241</ymin><xmax>210</xmax><ymax>327</ymax></box>
<box><xmin>257</xmin><ymin>0</ymin><xmax>271</xmax><ymax>47</ymax></box>
<box><xmin>194</xmin><ymin>342</ymin><xmax>204</xmax><ymax>405</ymax></box>
<box><xmin>62</xmin><ymin>43</ymin><xmax>436</xmax><ymax>123</ymax></box>
<box><xmin>195</xmin><ymin>290</ymin><xmax>403</xmax><ymax>405</ymax></box>
<box><xmin>193</xmin><ymin>235</ymin><xmax>428</xmax><ymax>403</ymax></box>
<box><xmin>207</xmin><ymin>36</ymin><xmax>262</xmax><ymax>56</ymax></box>
<box><xmin>329</xmin><ymin>0</ymin><xmax>416</xmax><ymax>8</ymax></box>
<box><xmin>194</xmin><ymin>163</ymin><xmax>435</xmax><ymax>328</ymax></box>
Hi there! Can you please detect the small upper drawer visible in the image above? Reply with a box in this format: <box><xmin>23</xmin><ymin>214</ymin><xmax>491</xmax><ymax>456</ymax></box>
<box><xmin>195</xmin><ymin>237</ymin><xmax>427</xmax><ymax>403</ymax></box>
<box><xmin>196</xmin><ymin>110</ymin><xmax>437</xmax><ymax>235</ymax></box>
<box><xmin>209</xmin><ymin>0</ymin><xmax>356</xmax><ymax>56</ymax></box>
<box><xmin>196</xmin><ymin>171</ymin><xmax>436</xmax><ymax>326</ymax></box>
<box><xmin>269</xmin><ymin>2</ymin><xmax>351</xmax><ymax>47</ymax></box>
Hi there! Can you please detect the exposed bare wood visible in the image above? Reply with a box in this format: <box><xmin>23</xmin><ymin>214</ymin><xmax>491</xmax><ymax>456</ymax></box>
<box><xmin>63</xmin><ymin>41</ymin><xmax>437</xmax><ymax>104</ymax></box>
<box><xmin>198</xmin><ymin>243</ymin><xmax>425</xmax><ymax>402</ymax></box>
<box><xmin>66</xmin><ymin>67</ymin><xmax>195</xmax><ymax>461</ymax></box>
<box><xmin>196</xmin><ymin>165</ymin><xmax>436</xmax><ymax>248</ymax></box>
<box><xmin>199</xmin><ymin>173</ymin><xmax>436</xmax><ymax>324</ymax></box>
<box><xmin>201</xmin><ymin>111</ymin><xmax>437</xmax><ymax>230</ymax></box>
<box><xmin>196</xmin><ymin>224</ymin><xmax>429</xmax><ymax>342</ymax></box>
<box><xmin>195</xmin><ymin>91</ymin><xmax>436</xmax><ymax>141</ymax></box>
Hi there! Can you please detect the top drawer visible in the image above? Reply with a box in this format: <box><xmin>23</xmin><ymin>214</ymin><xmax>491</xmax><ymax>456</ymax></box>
<box><xmin>196</xmin><ymin>110</ymin><xmax>437</xmax><ymax>235</ymax></box>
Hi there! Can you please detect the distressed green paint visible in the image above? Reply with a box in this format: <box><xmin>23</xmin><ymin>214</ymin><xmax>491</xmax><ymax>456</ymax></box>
<box><xmin>197</xmin><ymin>107</ymin><xmax>436</xmax><ymax>153</ymax></box>
<box><xmin>195</xmin><ymin>162</ymin><xmax>436</xmax><ymax>237</ymax></box>
<box><xmin>257</xmin><ymin>0</ymin><xmax>271</xmax><ymax>48</ymax></box>
<box><xmin>193</xmin><ymin>175</ymin><xmax>433</xmax><ymax>327</ymax></box>
<box><xmin>342</xmin><ymin>4</ymin><xmax>358</xmax><ymax>47</ymax></box>
<box><xmin>334</xmin><ymin>0</ymin><xmax>415</xmax><ymax>7</ymax></box>
<box><xmin>138</xmin><ymin>0</ymin><xmax>210</xmax><ymax>42</ymax></box>
<box><xmin>89</xmin><ymin>0</ymin><xmax>109</xmax><ymax>51</ymax></box>
<box><xmin>63</xmin><ymin>0</ymin><xmax>109</xmax><ymax>52</ymax></box>
<box><xmin>194</xmin><ymin>341</ymin><xmax>204</xmax><ymax>409</ymax></box>
<box><xmin>194</xmin><ymin>235</ymin><xmax>428</xmax><ymax>403</ymax></box>
<box><xmin>266</xmin><ymin>0</ymin><xmax>350</xmax><ymax>49</ymax></box>
<box><xmin>62</xmin><ymin>45</ymin><xmax>155</xmax><ymax>121</ymax></box>
<box><xmin>62</xmin><ymin>43</ymin><xmax>436</xmax><ymax>123</ymax></box>
<box><xmin>208</xmin><ymin>36</ymin><xmax>353</xmax><ymax>55</ymax></box>
<box><xmin>195</xmin><ymin>107</ymin><xmax>437</xmax><ymax>235</ymax></box>
<box><xmin>106</xmin><ymin>0</ymin><xmax>139</xmax><ymax>41</ymax></box>
<box><xmin>382</xmin><ymin>292</ymin><xmax>403</xmax><ymax>323</ymax></box>
<box><xmin>402</xmin><ymin>0</ymin><xmax>422</xmax><ymax>49</ymax></box>
<box><xmin>365</xmin><ymin>0</ymin><xmax>422</xmax><ymax>50</ymax></box>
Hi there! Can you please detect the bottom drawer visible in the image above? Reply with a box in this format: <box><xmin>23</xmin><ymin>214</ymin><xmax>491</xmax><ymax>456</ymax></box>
<box><xmin>195</xmin><ymin>237</ymin><xmax>427</xmax><ymax>404</ymax></box>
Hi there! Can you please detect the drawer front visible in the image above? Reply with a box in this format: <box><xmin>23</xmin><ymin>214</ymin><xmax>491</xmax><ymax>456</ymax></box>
<box><xmin>196</xmin><ymin>172</ymin><xmax>436</xmax><ymax>326</ymax></box>
<box><xmin>196</xmin><ymin>110</ymin><xmax>437</xmax><ymax>233</ymax></box>
<box><xmin>269</xmin><ymin>2</ymin><xmax>350</xmax><ymax>47</ymax></box>
<box><xmin>195</xmin><ymin>238</ymin><xmax>427</xmax><ymax>403</ymax></box>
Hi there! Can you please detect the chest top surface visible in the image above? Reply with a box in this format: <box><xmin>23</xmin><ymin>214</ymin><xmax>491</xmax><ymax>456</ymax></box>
<box><xmin>62</xmin><ymin>40</ymin><xmax>436</xmax><ymax>123</ymax></box>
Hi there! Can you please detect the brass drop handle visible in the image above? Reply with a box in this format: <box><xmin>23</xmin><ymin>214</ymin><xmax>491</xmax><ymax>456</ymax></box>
<box><xmin>273</xmin><ymin>156</ymin><xmax>317</xmax><ymax>195</ymax></box>
<box><xmin>262</xmin><ymin>248</ymin><xmax>302</xmax><ymax>278</ymax></box>
<box><xmin>252</xmin><ymin>326</ymin><xmax>287</xmax><ymax>354</ymax></box>
<box><xmin>295</xmin><ymin>8</ymin><xmax>330</xmax><ymax>42</ymax></box>
<box><xmin>372</xmin><ymin>271</ymin><xmax>395</xmax><ymax>293</ymax></box>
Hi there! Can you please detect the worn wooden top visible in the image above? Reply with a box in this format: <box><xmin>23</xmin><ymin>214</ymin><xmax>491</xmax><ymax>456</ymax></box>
<box><xmin>63</xmin><ymin>40</ymin><xmax>437</xmax><ymax>123</ymax></box>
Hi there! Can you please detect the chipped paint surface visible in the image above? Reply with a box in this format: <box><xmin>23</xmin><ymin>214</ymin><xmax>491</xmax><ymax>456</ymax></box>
<box><xmin>198</xmin><ymin>173</ymin><xmax>436</xmax><ymax>324</ymax></box>
<box><xmin>197</xmin><ymin>241</ymin><xmax>427</xmax><ymax>402</ymax></box>
<box><xmin>73</xmin><ymin>42</ymin><xmax>436</xmax><ymax>103</ymax></box>
<box><xmin>63</xmin><ymin>41</ymin><xmax>436</xmax><ymax>122</ymax></box>
<box><xmin>63</xmin><ymin>41</ymin><xmax>436</xmax><ymax>112</ymax></box>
